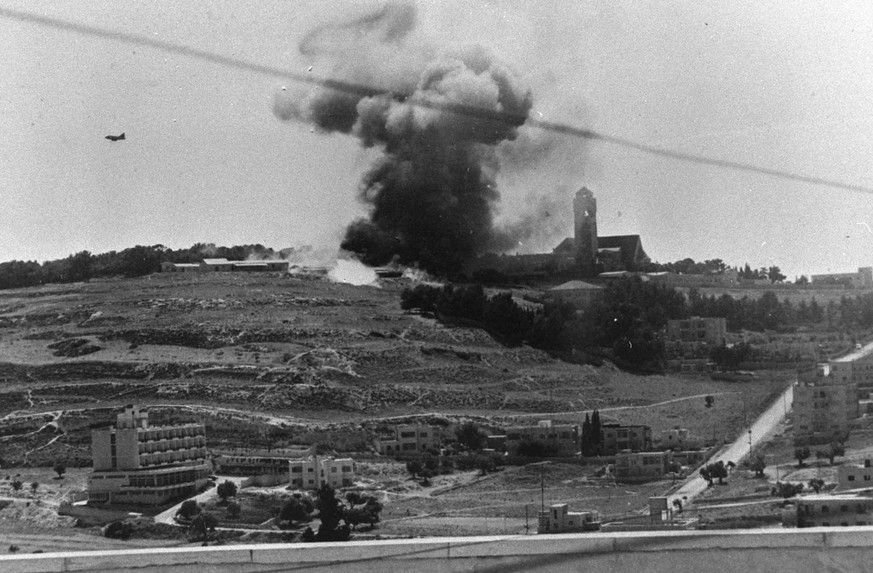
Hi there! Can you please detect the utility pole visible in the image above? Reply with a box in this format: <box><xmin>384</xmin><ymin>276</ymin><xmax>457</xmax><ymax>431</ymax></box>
<box><xmin>748</xmin><ymin>428</ymin><xmax>753</xmax><ymax>460</ymax></box>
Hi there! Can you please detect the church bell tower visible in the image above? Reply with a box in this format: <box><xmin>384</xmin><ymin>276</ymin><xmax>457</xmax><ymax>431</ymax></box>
<box><xmin>574</xmin><ymin>187</ymin><xmax>598</xmax><ymax>274</ymax></box>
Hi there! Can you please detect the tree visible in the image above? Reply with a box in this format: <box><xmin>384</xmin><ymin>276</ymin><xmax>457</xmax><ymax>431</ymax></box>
<box><xmin>345</xmin><ymin>492</ymin><xmax>364</xmax><ymax>508</ymax></box>
<box><xmin>216</xmin><ymin>480</ymin><xmax>238</xmax><ymax>503</ymax></box>
<box><xmin>226</xmin><ymin>501</ymin><xmax>241</xmax><ymax>519</ymax></box>
<box><xmin>767</xmin><ymin>266</ymin><xmax>786</xmax><ymax>284</ymax></box>
<box><xmin>406</xmin><ymin>460</ymin><xmax>422</xmax><ymax>479</ymax></box>
<box><xmin>772</xmin><ymin>482</ymin><xmax>804</xmax><ymax>499</ymax></box>
<box><xmin>455</xmin><ymin>422</ymin><xmax>485</xmax><ymax>452</ymax></box>
<box><xmin>10</xmin><ymin>479</ymin><xmax>22</xmax><ymax>492</ymax></box>
<box><xmin>188</xmin><ymin>512</ymin><xmax>218</xmax><ymax>543</ymax></box>
<box><xmin>53</xmin><ymin>462</ymin><xmax>66</xmax><ymax>479</ymax></box>
<box><xmin>795</xmin><ymin>446</ymin><xmax>811</xmax><ymax>468</ymax></box>
<box><xmin>279</xmin><ymin>498</ymin><xmax>311</xmax><ymax>527</ymax></box>
<box><xmin>808</xmin><ymin>478</ymin><xmax>825</xmax><ymax>494</ymax></box>
<box><xmin>704</xmin><ymin>395</ymin><xmax>714</xmax><ymax>408</ymax></box>
<box><xmin>345</xmin><ymin>499</ymin><xmax>382</xmax><ymax>530</ymax></box>
<box><xmin>30</xmin><ymin>482</ymin><xmax>38</xmax><ymax>496</ymax></box>
<box><xmin>829</xmin><ymin>442</ymin><xmax>846</xmax><ymax>465</ymax></box>
<box><xmin>313</xmin><ymin>484</ymin><xmax>349</xmax><ymax>542</ymax></box>
<box><xmin>176</xmin><ymin>500</ymin><xmax>201</xmax><ymax>521</ymax></box>
<box><xmin>750</xmin><ymin>456</ymin><xmax>766</xmax><ymax>478</ymax></box>
<box><xmin>419</xmin><ymin>468</ymin><xmax>434</xmax><ymax>486</ymax></box>
<box><xmin>67</xmin><ymin>250</ymin><xmax>93</xmax><ymax>282</ymax></box>
<box><xmin>702</xmin><ymin>461</ymin><xmax>728</xmax><ymax>485</ymax></box>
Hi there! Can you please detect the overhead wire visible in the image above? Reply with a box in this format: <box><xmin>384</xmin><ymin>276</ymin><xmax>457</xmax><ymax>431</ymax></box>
<box><xmin>1</xmin><ymin>6</ymin><xmax>871</xmax><ymax>195</ymax></box>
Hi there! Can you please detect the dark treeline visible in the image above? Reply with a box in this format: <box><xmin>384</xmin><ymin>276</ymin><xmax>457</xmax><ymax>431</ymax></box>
<box><xmin>402</xmin><ymin>278</ymin><xmax>688</xmax><ymax>368</ymax></box>
<box><xmin>689</xmin><ymin>289</ymin><xmax>873</xmax><ymax>332</ymax></box>
<box><xmin>403</xmin><ymin>277</ymin><xmax>873</xmax><ymax>370</ymax></box>
<box><xmin>0</xmin><ymin>243</ymin><xmax>293</xmax><ymax>290</ymax></box>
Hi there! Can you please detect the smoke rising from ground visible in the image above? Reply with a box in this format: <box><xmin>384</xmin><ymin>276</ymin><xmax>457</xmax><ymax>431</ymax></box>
<box><xmin>274</xmin><ymin>1</ymin><xmax>532</xmax><ymax>276</ymax></box>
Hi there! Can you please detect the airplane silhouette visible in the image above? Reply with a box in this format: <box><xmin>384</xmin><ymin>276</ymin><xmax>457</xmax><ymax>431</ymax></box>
<box><xmin>105</xmin><ymin>133</ymin><xmax>125</xmax><ymax>142</ymax></box>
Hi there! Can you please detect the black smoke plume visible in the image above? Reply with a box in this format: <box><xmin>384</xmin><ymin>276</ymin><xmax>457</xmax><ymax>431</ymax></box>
<box><xmin>274</xmin><ymin>2</ymin><xmax>532</xmax><ymax>275</ymax></box>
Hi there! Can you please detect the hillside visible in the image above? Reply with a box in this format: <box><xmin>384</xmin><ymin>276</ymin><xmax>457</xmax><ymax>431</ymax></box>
<box><xmin>0</xmin><ymin>270</ymin><xmax>789</xmax><ymax>467</ymax></box>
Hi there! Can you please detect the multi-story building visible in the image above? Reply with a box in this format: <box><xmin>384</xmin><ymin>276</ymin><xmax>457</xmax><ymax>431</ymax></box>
<box><xmin>504</xmin><ymin>420</ymin><xmax>579</xmax><ymax>456</ymax></box>
<box><xmin>288</xmin><ymin>456</ymin><xmax>356</xmax><ymax>490</ymax></box>
<box><xmin>794</xmin><ymin>362</ymin><xmax>859</xmax><ymax>444</ymax></box>
<box><xmin>793</xmin><ymin>495</ymin><xmax>873</xmax><ymax>527</ymax></box>
<box><xmin>213</xmin><ymin>446</ymin><xmax>314</xmax><ymax>486</ymax></box>
<box><xmin>538</xmin><ymin>504</ymin><xmax>601</xmax><ymax>533</ymax></box>
<box><xmin>664</xmin><ymin>317</ymin><xmax>727</xmax><ymax>363</ymax></box>
<box><xmin>601</xmin><ymin>424</ymin><xmax>652</xmax><ymax>455</ymax></box>
<box><xmin>837</xmin><ymin>459</ymin><xmax>873</xmax><ymax>489</ymax></box>
<box><xmin>613</xmin><ymin>451</ymin><xmax>675</xmax><ymax>482</ymax></box>
<box><xmin>374</xmin><ymin>425</ymin><xmax>444</xmax><ymax>458</ymax></box>
<box><xmin>88</xmin><ymin>406</ymin><xmax>210</xmax><ymax>505</ymax></box>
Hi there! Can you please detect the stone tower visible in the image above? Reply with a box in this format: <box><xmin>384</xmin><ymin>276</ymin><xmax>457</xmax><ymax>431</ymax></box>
<box><xmin>574</xmin><ymin>187</ymin><xmax>598</xmax><ymax>273</ymax></box>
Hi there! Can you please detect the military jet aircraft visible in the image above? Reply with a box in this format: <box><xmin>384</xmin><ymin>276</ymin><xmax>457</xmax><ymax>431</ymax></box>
<box><xmin>105</xmin><ymin>133</ymin><xmax>126</xmax><ymax>142</ymax></box>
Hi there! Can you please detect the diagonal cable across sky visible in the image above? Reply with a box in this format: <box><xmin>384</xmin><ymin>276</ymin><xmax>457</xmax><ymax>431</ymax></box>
<box><xmin>1</xmin><ymin>6</ymin><xmax>871</xmax><ymax>196</ymax></box>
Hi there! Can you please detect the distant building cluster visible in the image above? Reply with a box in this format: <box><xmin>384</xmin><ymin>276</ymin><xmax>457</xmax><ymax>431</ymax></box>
<box><xmin>160</xmin><ymin>258</ymin><xmax>290</xmax><ymax>273</ymax></box>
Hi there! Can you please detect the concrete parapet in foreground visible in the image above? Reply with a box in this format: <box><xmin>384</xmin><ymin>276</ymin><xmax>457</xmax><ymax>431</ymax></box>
<box><xmin>3</xmin><ymin>528</ymin><xmax>873</xmax><ymax>573</ymax></box>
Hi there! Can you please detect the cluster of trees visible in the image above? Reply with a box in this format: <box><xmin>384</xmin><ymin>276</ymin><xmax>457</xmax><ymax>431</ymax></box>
<box><xmin>402</xmin><ymin>278</ymin><xmax>687</xmax><ymax>368</ymax></box>
<box><xmin>175</xmin><ymin>483</ymin><xmax>382</xmax><ymax>543</ymax></box>
<box><xmin>403</xmin><ymin>275</ymin><xmax>873</xmax><ymax>369</ymax></box>
<box><xmin>0</xmin><ymin>243</ymin><xmax>299</xmax><ymax>290</ymax></box>
<box><xmin>580</xmin><ymin>411</ymin><xmax>602</xmax><ymax>456</ymax></box>
<box><xmin>700</xmin><ymin>461</ymin><xmax>732</xmax><ymax>486</ymax></box>
<box><xmin>645</xmin><ymin>258</ymin><xmax>786</xmax><ymax>284</ymax></box>
<box><xmin>401</xmin><ymin>283</ymin><xmax>539</xmax><ymax>345</ymax></box>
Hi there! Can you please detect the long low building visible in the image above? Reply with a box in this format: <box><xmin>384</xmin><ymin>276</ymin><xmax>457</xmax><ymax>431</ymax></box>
<box><xmin>160</xmin><ymin>259</ymin><xmax>290</xmax><ymax>273</ymax></box>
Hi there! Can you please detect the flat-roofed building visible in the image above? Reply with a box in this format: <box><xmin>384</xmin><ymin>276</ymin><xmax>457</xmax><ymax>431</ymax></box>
<box><xmin>200</xmin><ymin>258</ymin><xmax>235</xmax><ymax>272</ymax></box>
<box><xmin>614</xmin><ymin>451</ymin><xmax>674</xmax><ymax>482</ymax></box>
<box><xmin>794</xmin><ymin>362</ymin><xmax>859</xmax><ymax>444</ymax></box>
<box><xmin>288</xmin><ymin>456</ymin><xmax>356</xmax><ymax>490</ymax></box>
<box><xmin>504</xmin><ymin>420</ymin><xmax>579</xmax><ymax>456</ymax></box>
<box><xmin>160</xmin><ymin>262</ymin><xmax>201</xmax><ymax>273</ymax></box>
<box><xmin>601</xmin><ymin>424</ymin><xmax>652</xmax><ymax>455</ymax></box>
<box><xmin>811</xmin><ymin>267</ymin><xmax>873</xmax><ymax>289</ymax></box>
<box><xmin>374</xmin><ymin>425</ymin><xmax>444</xmax><ymax>458</ymax></box>
<box><xmin>214</xmin><ymin>446</ymin><xmax>314</xmax><ymax>486</ymax></box>
<box><xmin>538</xmin><ymin>504</ymin><xmax>601</xmax><ymax>533</ymax></box>
<box><xmin>88</xmin><ymin>406</ymin><xmax>210</xmax><ymax>505</ymax></box>
<box><xmin>837</xmin><ymin>458</ymin><xmax>873</xmax><ymax>489</ymax></box>
<box><xmin>793</xmin><ymin>495</ymin><xmax>873</xmax><ymax>527</ymax></box>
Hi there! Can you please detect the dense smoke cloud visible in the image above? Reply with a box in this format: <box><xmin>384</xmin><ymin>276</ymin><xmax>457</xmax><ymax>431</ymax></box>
<box><xmin>274</xmin><ymin>1</ymin><xmax>532</xmax><ymax>275</ymax></box>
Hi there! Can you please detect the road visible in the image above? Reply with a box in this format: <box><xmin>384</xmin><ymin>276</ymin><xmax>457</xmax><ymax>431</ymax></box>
<box><xmin>668</xmin><ymin>382</ymin><xmax>794</xmax><ymax>507</ymax></box>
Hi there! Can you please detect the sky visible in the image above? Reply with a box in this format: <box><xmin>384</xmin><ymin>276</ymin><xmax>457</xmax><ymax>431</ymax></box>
<box><xmin>1</xmin><ymin>1</ymin><xmax>872</xmax><ymax>278</ymax></box>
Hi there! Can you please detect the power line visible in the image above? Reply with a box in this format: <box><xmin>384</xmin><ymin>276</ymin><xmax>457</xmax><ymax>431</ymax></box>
<box><xmin>2</xmin><ymin>6</ymin><xmax>871</xmax><ymax>195</ymax></box>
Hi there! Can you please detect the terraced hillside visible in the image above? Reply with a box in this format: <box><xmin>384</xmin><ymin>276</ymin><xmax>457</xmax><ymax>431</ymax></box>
<box><xmin>0</xmin><ymin>271</ymin><xmax>789</xmax><ymax>466</ymax></box>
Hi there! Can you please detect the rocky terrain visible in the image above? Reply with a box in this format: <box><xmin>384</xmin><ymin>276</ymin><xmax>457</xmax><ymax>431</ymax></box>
<box><xmin>0</xmin><ymin>271</ymin><xmax>788</xmax><ymax>467</ymax></box>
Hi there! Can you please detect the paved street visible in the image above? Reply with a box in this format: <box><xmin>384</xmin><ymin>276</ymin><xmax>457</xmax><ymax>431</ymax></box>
<box><xmin>668</xmin><ymin>382</ymin><xmax>794</xmax><ymax>507</ymax></box>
